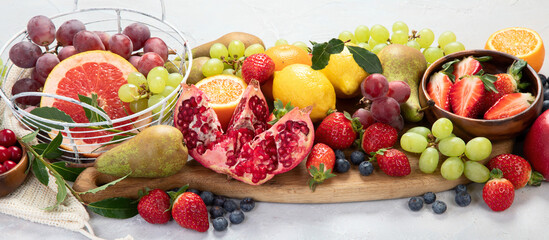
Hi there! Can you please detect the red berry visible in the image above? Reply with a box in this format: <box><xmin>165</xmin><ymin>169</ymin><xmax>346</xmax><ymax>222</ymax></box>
<box><xmin>0</xmin><ymin>146</ymin><xmax>9</xmax><ymax>163</ymax></box>
<box><xmin>0</xmin><ymin>129</ymin><xmax>17</xmax><ymax>147</ymax></box>
<box><xmin>483</xmin><ymin>176</ymin><xmax>515</xmax><ymax>212</ymax></box>
<box><xmin>3</xmin><ymin>160</ymin><xmax>17</xmax><ymax>171</ymax></box>
<box><xmin>361</xmin><ymin>123</ymin><xmax>398</xmax><ymax>154</ymax></box>
<box><xmin>241</xmin><ymin>53</ymin><xmax>275</xmax><ymax>85</ymax></box>
<box><xmin>137</xmin><ymin>189</ymin><xmax>172</xmax><ymax>224</ymax></box>
<box><xmin>172</xmin><ymin>192</ymin><xmax>209</xmax><ymax>232</ymax></box>
<box><xmin>376</xmin><ymin>149</ymin><xmax>411</xmax><ymax>177</ymax></box>
<box><xmin>8</xmin><ymin>146</ymin><xmax>22</xmax><ymax>162</ymax></box>
<box><xmin>315</xmin><ymin>111</ymin><xmax>360</xmax><ymax>150</ymax></box>
<box><xmin>487</xmin><ymin>154</ymin><xmax>540</xmax><ymax>189</ymax></box>
<box><xmin>0</xmin><ymin>165</ymin><xmax>6</xmax><ymax>174</ymax></box>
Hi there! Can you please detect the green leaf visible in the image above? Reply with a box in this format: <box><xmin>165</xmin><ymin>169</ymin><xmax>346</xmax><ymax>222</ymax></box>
<box><xmin>87</xmin><ymin>197</ymin><xmax>138</xmax><ymax>219</ymax></box>
<box><xmin>311</xmin><ymin>38</ymin><xmax>345</xmax><ymax>70</ymax></box>
<box><xmin>475</xmin><ymin>56</ymin><xmax>493</xmax><ymax>62</ymax></box>
<box><xmin>347</xmin><ymin>45</ymin><xmax>383</xmax><ymax>74</ymax></box>
<box><xmin>78</xmin><ymin>94</ymin><xmax>111</xmax><ymax>127</ymax></box>
<box><xmin>481</xmin><ymin>74</ymin><xmax>499</xmax><ymax>93</ymax></box>
<box><xmin>78</xmin><ymin>173</ymin><xmax>130</xmax><ymax>194</ymax></box>
<box><xmin>44</xmin><ymin>173</ymin><xmax>68</xmax><ymax>211</ymax></box>
<box><xmin>25</xmin><ymin>151</ymin><xmax>35</xmax><ymax>175</ymax></box>
<box><xmin>28</xmin><ymin>107</ymin><xmax>75</xmax><ymax>131</ymax></box>
<box><xmin>20</xmin><ymin>129</ymin><xmax>39</xmax><ymax>144</ymax></box>
<box><xmin>31</xmin><ymin>155</ymin><xmax>49</xmax><ymax>186</ymax></box>
<box><xmin>41</xmin><ymin>132</ymin><xmax>63</xmax><ymax>160</ymax></box>
<box><xmin>33</xmin><ymin>143</ymin><xmax>63</xmax><ymax>159</ymax></box>
<box><xmin>51</xmin><ymin>162</ymin><xmax>85</xmax><ymax>182</ymax></box>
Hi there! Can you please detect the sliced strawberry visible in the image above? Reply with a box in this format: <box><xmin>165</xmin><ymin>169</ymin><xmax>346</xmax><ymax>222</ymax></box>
<box><xmin>452</xmin><ymin>56</ymin><xmax>482</xmax><ymax>81</ymax></box>
<box><xmin>450</xmin><ymin>76</ymin><xmax>487</xmax><ymax>118</ymax></box>
<box><xmin>484</xmin><ymin>93</ymin><xmax>534</xmax><ymax>120</ymax></box>
<box><xmin>484</xmin><ymin>60</ymin><xmax>527</xmax><ymax>107</ymax></box>
<box><xmin>427</xmin><ymin>72</ymin><xmax>453</xmax><ymax>111</ymax></box>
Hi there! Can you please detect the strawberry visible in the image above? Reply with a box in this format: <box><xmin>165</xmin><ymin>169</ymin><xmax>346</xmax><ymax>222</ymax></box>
<box><xmin>315</xmin><ymin>111</ymin><xmax>361</xmax><ymax>150</ymax></box>
<box><xmin>361</xmin><ymin>123</ymin><xmax>398</xmax><ymax>154</ymax></box>
<box><xmin>172</xmin><ymin>192</ymin><xmax>209</xmax><ymax>232</ymax></box>
<box><xmin>241</xmin><ymin>53</ymin><xmax>275</xmax><ymax>85</ymax></box>
<box><xmin>484</xmin><ymin>60</ymin><xmax>527</xmax><ymax>107</ymax></box>
<box><xmin>374</xmin><ymin>148</ymin><xmax>410</xmax><ymax>177</ymax></box>
<box><xmin>482</xmin><ymin>169</ymin><xmax>515</xmax><ymax>212</ymax></box>
<box><xmin>137</xmin><ymin>189</ymin><xmax>171</xmax><ymax>224</ymax></box>
<box><xmin>487</xmin><ymin>153</ymin><xmax>543</xmax><ymax>189</ymax></box>
<box><xmin>449</xmin><ymin>75</ymin><xmax>496</xmax><ymax>118</ymax></box>
<box><xmin>483</xmin><ymin>93</ymin><xmax>534</xmax><ymax>120</ymax></box>
<box><xmin>452</xmin><ymin>56</ymin><xmax>482</xmax><ymax>80</ymax></box>
<box><xmin>306</xmin><ymin>143</ymin><xmax>336</xmax><ymax>191</ymax></box>
<box><xmin>427</xmin><ymin>72</ymin><xmax>453</xmax><ymax>111</ymax></box>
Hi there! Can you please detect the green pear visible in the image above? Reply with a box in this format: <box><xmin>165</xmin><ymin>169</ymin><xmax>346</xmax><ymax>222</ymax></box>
<box><xmin>95</xmin><ymin>125</ymin><xmax>188</xmax><ymax>178</ymax></box>
<box><xmin>378</xmin><ymin>44</ymin><xmax>427</xmax><ymax>122</ymax></box>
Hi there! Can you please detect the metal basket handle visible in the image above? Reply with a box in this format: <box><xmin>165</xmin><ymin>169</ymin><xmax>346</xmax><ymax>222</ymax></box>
<box><xmin>72</xmin><ymin>0</ymin><xmax>167</xmax><ymax>21</ymax></box>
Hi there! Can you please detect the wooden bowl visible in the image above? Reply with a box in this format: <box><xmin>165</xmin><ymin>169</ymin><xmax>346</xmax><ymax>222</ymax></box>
<box><xmin>0</xmin><ymin>141</ymin><xmax>29</xmax><ymax>197</ymax></box>
<box><xmin>419</xmin><ymin>49</ymin><xmax>543</xmax><ymax>141</ymax></box>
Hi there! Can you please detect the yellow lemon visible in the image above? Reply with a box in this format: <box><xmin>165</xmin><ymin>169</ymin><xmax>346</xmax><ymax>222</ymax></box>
<box><xmin>320</xmin><ymin>46</ymin><xmax>369</xmax><ymax>98</ymax></box>
<box><xmin>272</xmin><ymin>64</ymin><xmax>336</xmax><ymax>122</ymax></box>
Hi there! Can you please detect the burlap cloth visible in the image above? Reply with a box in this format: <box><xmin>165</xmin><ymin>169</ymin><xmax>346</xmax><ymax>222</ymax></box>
<box><xmin>0</xmin><ymin>67</ymin><xmax>132</xmax><ymax>240</ymax></box>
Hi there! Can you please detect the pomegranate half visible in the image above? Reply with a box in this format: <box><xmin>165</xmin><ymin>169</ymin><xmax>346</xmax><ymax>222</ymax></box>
<box><xmin>174</xmin><ymin>81</ymin><xmax>314</xmax><ymax>185</ymax></box>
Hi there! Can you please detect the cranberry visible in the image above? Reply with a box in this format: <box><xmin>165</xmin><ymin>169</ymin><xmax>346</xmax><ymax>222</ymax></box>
<box><xmin>0</xmin><ymin>165</ymin><xmax>6</xmax><ymax>174</ymax></box>
<box><xmin>3</xmin><ymin>160</ymin><xmax>17</xmax><ymax>171</ymax></box>
<box><xmin>0</xmin><ymin>146</ymin><xmax>9</xmax><ymax>163</ymax></box>
<box><xmin>8</xmin><ymin>146</ymin><xmax>22</xmax><ymax>162</ymax></box>
<box><xmin>0</xmin><ymin>129</ymin><xmax>17</xmax><ymax>147</ymax></box>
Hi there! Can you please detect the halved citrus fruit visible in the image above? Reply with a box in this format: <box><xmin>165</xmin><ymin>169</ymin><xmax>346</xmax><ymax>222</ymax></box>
<box><xmin>40</xmin><ymin>50</ymin><xmax>150</xmax><ymax>157</ymax></box>
<box><xmin>262</xmin><ymin>44</ymin><xmax>312</xmax><ymax>100</ymax></box>
<box><xmin>195</xmin><ymin>74</ymin><xmax>247</xmax><ymax>130</ymax></box>
<box><xmin>485</xmin><ymin>27</ymin><xmax>545</xmax><ymax>72</ymax></box>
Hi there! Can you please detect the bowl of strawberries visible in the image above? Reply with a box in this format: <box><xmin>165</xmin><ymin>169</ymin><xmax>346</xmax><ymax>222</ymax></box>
<box><xmin>419</xmin><ymin>49</ymin><xmax>543</xmax><ymax>141</ymax></box>
<box><xmin>0</xmin><ymin>129</ymin><xmax>29</xmax><ymax>197</ymax></box>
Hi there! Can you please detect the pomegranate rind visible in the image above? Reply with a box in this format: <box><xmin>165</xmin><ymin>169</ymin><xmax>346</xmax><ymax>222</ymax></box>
<box><xmin>174</xmin><ymin>81</ymin><xmax>314</xmax><ymax>185</ymax></box>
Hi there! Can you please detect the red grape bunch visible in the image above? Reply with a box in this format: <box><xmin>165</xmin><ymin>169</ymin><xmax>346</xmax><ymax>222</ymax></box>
<box><xmin>352</xmin><ymin>73</ymin><xmax>411</xmax><ymax>131</ymax></box>
<box><xmin>9</xmin><ymin>15</ymin><xmax>172</xmax><ymax>106</ymax></box>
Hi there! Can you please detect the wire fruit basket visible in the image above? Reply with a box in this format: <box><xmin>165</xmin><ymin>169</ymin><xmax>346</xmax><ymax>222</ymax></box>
<box><xmin>0</xmin><ymin>1</ymin><xmax>192</xmax><ymax>163</ymax></box>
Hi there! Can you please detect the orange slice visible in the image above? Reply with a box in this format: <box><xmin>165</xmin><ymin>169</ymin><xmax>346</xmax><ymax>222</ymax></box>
<box><xmin>195</xmin><ymin>74</ymin><xmax>247</xmax><ymax>130</ymax></box>
<box><xmin>485</xmin><ymin>27</ymin><xmax>545</xmax><ymax>72</ymax></box>
<box><xmin>40</xmin><ymin>50</ymin><xmax>150</xmax><ymax>157</ymax></box>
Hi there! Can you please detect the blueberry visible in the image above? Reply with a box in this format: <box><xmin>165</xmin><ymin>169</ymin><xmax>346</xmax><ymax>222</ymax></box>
<box><xmin>200</xmin><ymin>191</ymin><xmax>214</xmax><ymax>206</ymax></box>
<box><xmin>186</xmin><ymin>188</ymin><xmax>201</xmax><ymax>195</ymax></box>
<box><xmin>350</xmin><ymin>151</ymin><xmax>366</xmax><ymax>165</ymax></box>
<box><xmin>212</xmin><ymin>217</ymin><xmax>228</xmax><ymax>231</ymax></box>
<box><xmin>240</xmin><ymin>197</ymin><xmax>255</xmax><ymax>212</ymax></box>
<box><xmin>213</xmin><ymin>195</ymin><xmax>226</xmax><ymax>206</ymax></box>
<box><xmin>455</xmin><ymin>191</ymin><xmax>472</xmax><ymax>207</ymax></box>
<box><xmin>408</xmin><ymin>196</ymin><xmax>424</xmax><ymax>211</ymax></box>
<box><xmin>543</xmin><ymin>100</ymin><xmax>549</xmax><ymax>113</ymax></box>
<box><xmin>335</xmin><ymin>158</ymin><xmax>351</xmax><ymax>173</ymax></box>
<box><xmin>432</xmin><ymin>200</ymin><xmax>447</xmax><ymax>214</ymax></box>
<box><xmin>423</xmin><ymin>192</ymin><xmax>436</xmax><ymax>204</ymax></box>
<box><xmin>209</xmin><ymin>206</ymin><xmax>226</xmax><ymax>219</ymax></box>
<box><xmin>334</xmin><ymin>149</ymin><xmax>346</xmax><ymax>160</ymax></box>
<box><xmin>454</xmin><ymin>184</ymin><xmax>467</xmax><ymax>194</ymax></box>
<box><xmin>223</xmin><ymin>199</ymin><xmax>238</xmax><ymax>212</ymax></box>
<box><xmin>358</xmin><ymin>161</ymin><xmax>374</xmax><ymax>176</ymax></box>
<box><xmin>229</xmin><ymin>210</ymin><xmax>245</xmax><ymax>224</ymax></box>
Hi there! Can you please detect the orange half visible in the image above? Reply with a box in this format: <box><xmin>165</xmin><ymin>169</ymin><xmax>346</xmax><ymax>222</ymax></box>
<box><xmin>485</xmin><ymin>27</ymin><xmax>545</xmax><ymax>72</ymax></box>
<box><xmin>195</xmin><ymin>74</ymin><xmax>247</xmax><ymax>130</ymax></box>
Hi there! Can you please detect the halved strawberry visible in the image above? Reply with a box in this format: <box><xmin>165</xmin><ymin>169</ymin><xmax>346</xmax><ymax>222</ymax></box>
<box><xmin>485</xmin><ymin>60</ymin><xmax>527</xmax><ymax>107</ymax></box>
<box><xmin>452</xmin><ymin>56</ymin><xmax>482</xmax><ymax>81</ymax></box>
<box><xmin>450</xmin><ymin>75</ymin><xmax>496</xmax><ymax>118</ymax></box>
<box><xmin>484</xmin><ymin>93</ymin><xmax>534</xmax><ymax>120</ymax></box>
<box><xmin>427</xmin><ymin>72</ymin><xmax>453</xmax><ymax>111</ymax></box>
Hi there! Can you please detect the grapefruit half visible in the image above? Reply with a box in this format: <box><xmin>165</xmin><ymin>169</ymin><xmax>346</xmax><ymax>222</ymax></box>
<box><xmin>40</xmin><ymin>50</ymin><xmax>151</xmax><ymax>157</ymax></box>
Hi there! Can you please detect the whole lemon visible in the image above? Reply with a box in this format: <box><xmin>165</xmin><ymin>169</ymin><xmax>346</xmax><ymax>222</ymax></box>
<box><xmin>272</xmin><ymin>64</ymin><xmax>336</xmax><ymax>122</ymax></box>
<box><xmin>320</xmin><ymin>46</ymin><xmax>369</xmax><ymax>98</ymax></box>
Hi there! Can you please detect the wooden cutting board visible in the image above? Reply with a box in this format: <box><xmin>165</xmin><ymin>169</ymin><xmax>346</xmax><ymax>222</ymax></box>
<box><xmin>73</xmin><ymin>139</ymin><xmax>513</xmax><ymax>204</ymax></box>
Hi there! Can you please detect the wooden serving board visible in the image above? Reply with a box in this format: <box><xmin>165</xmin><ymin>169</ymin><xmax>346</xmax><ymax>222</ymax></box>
<box><xmin>73</xmin><ymin>139</ymin><xmax>513</xmax><ymax>204</ymax></box>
